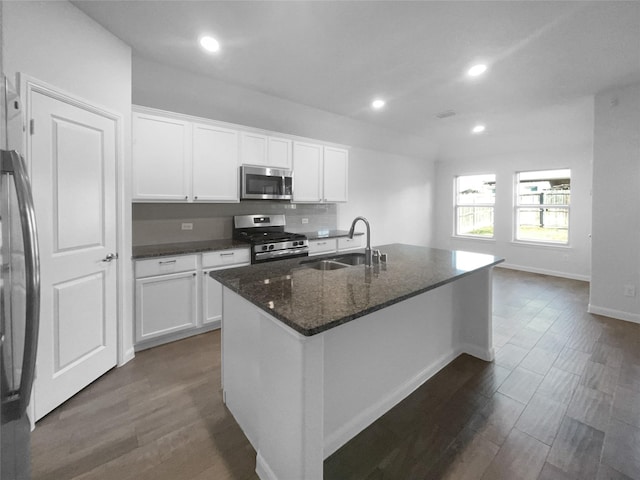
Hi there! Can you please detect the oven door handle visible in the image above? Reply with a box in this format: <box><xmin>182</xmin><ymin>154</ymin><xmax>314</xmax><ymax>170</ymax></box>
<box><xmin>255</xmin><ymin>247</ymin><xmax>308</xmax><ymax>261</ymax></box>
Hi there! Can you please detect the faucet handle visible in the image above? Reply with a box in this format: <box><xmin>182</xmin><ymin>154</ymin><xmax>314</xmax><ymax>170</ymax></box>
<box><xmin>372</xmin><ymin>249</ymin><xmax>381</xmax><ymax>264</ymax></box>
<box><xmin>380</xmin><ymin>252</ymin><xmax>388</xmax><ymax>263</ymax></box>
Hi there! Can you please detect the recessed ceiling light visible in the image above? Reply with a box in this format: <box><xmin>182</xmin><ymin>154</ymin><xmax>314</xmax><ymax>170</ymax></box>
<box><xmin>472</xmin><ymin>124</ymin><xmax>486</xmax><ymax>134</ymax></box>
<box><xmin>467</xmin><ymin>64</ymin><xmax>487</xmax><ymax>77</ymax></box>
<box><xmin>199</xmin><ymin>36</ymin><xmax>220</xmax><ymax>53</ymax></box>
<box><xmin>371</xmin><ymin>99</ymin><xmax>385</xmax><ymax>110</ymax></box>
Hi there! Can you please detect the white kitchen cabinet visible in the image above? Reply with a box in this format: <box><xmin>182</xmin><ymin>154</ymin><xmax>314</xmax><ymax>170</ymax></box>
<box><xmin>323</xmin><ymin>146</ymin><xmax>349</xmax><ymax>202</ymax></box>
<box><xmin>293</xmin><ymin>142</ymin><xmax>348</xmax><ymax>203</ymax></box>
<box><xmin>308</xmin><ymin>238</ymin><xmax>338</xmax><ymax>256</ymax></box>
<box><xmin>192</xmin><ymin>123</ymin><xmax>239</xmax><ymax>202</ymax></box>
<box><xmin>337</xmin><ymin>236</ymin><xmax>362</xmax><ymax>251</ymax></box>
<box><xmin>135</xmin><ymin>270</ymin><xmax>198</xmax><ymax>343</ymax></box>
<box><xmin>240</xmin><ymin>132</ymin><xmax>292</xmax><ymax>170</ymax></box>
<box><xmin>292</xmin><ymin>141</ymin><xmax>323</xmax><ymax>202</ymax></box>
<box><xmin>268</xmin><ymin>136</ymin><xmax>292</xmax><ymax>169</ymax></box>
<box><xmin>240</xmin><ymin>131</ymin><xmax>268</xmax><ymax>166</ymax></box>
<box><xmin>132</xmin><ymin>112</ymin><xmax>191</xmax><ymax>201</ymax></box>
<box><xmin>201</xmin><ymin>248</ymin><xmax>251</xmax><ymax>327</ymax></box>
<box><xmin>134</xmin><ymin>248</ymin><xmax>251</xmax><ymax>349</ymax></box>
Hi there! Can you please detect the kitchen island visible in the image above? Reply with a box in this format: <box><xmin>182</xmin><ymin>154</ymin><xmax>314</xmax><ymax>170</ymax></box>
<box><xmin>210</xmin><ymin>244</ymin><xmax>503</xmax><ymax>480</ymax></box>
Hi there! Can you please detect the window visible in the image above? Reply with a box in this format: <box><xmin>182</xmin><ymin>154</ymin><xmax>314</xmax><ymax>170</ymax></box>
<box><xmin>455</xmin><ymin>174</ymin><xmax>496</xmax><ymax>238</ymax></box>
<box><xmin>515</xmin><ymin>169</ymin><xmax>570</xmax><ymax>244</ymax></box>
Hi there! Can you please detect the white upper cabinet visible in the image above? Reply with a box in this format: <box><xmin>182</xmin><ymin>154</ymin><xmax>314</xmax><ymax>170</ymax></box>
<box><xmin>192</xmin><ymin>123</ymin><xmax>239</xmax><ymax>202</ymax></box>
<box><xmin>240</xmin><ymin>131</ymin><xmax>268</xmax><ymax>166</ymax></box>
<box><xmin>292</xmin><ymin>141</ymin><xmax>323</xmax><ymax>202</ymax></box>
<box><xmin>240</xmin><ymin>132</ymin><xmax>292</xmax><ymax>170</ymax></box>
<box><xmin>293</xmin><ymin>142</ymin><xmax>349</xmax><ymax>203</ymax></box>
<box><xmin>268</xmin><ymin>136</ymin><xmax>292</xmax><ymax>169</ymax></box>
<box><xmin>323</xmin><ymin>146</ymin><xmax>349</xmax><ymax>202</ymax></box>
<box><xmin>133</xmin><ymin>112</ymin><xmax>191</xmax><ymax>201</ymax></box>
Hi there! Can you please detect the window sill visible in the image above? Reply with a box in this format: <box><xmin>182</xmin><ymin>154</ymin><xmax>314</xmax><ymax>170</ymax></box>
<box><xmin>451</xmin><ymin>235</ymin><xmax>496</xmax><ymax>243</ymax></box>
<box><xmin>510</xmin><ymin>240</ymin><xmax>571</xmax><ymax>250</ymax></box>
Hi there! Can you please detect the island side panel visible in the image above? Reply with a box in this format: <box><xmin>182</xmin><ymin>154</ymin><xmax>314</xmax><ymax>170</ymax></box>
<box><xmin>323</xmin><ymin>268</ymin><xmax>494</xmax><ymax>458</ymax></box>
<box><xmin>222</xmin><ymin>287</ymin><xmax>325</xmax><ymax>480</ymax></box>
<box><xmin>453</xmin><ymin>267</ymin><xmax>494</xmax><ymax>361</ymax></box>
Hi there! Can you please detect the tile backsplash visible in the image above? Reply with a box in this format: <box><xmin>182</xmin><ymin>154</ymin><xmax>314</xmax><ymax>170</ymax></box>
<box><xmin>132</xmin><ymin>202</ymin><xmax>337</xmax><ymax>246</ymax></box>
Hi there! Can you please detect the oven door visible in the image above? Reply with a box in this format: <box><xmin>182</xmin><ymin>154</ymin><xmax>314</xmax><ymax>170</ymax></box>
<box><xmin>241</xmin><ymin>166</ymin><xmax>292</xmax><ymax>200</ymax></box>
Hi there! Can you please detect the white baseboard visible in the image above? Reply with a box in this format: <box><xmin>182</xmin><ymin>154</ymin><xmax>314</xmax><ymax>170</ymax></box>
<box><xmin>588</xmin><ymin>304</ymin><xmax>640</xmax><ymax>324</ymax></box>
<box><xmin>462</xmin><ymin>343</ymin><xmax>494</xmax><ymax>362</ymax></box>
<box><xmin>498</xmin><ymin>263</ymin><xmax>590</xmax><ymax>282</ymax></box>
<box><xmin>255</xmin><ymin>452</ymin><xmax>277</xmax><ymax>480</ymax></box>
<box><xmin>323</xmin><ymin>348</ymin><xmax>462</xmax><ymax>459</ymax></box>
<box><xmin>118</xmin><ymin>347</ymin><xmax>135</xmax><ymax>367</ymax></box>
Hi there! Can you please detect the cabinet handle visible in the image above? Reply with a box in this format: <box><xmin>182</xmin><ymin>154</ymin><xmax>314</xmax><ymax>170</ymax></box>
<box><xmin>184</xmin><ymin>195</ymin><xmax>188</xmax><ymax>200</ymax></box>
<box><xmin>194</xmin><ymin>196</ymin><xmax>198</xmax><ymax>200</ymax></box>
<box><xmin>193</xmin><ymin>273</ymin><xmax>196</xmax><ymax>277</ymax></box>
<box><xmin>159</xmin><ymin>260</ymin><xmax>177</xmax><ymax>265</ymax></box>
<box><xmin>220</xmin><ymin>252</ymin><xmax>235</xmax><ymax>257</ymax></box>
<box><xmin>317</xmin><ymin>242</ymin><xmax>326</xmax><ymax>246</ymax></box>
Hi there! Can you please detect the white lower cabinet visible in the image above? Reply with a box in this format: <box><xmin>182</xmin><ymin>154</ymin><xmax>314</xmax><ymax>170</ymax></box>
<box><xmin>308</xmin><ymin>238</ymin><xmax>338</xmax><ymax>256</ymax></box>
<box><xmin>134</xmin><ymin>248</ymin><xmax>250</xmax><ymax>350</ymax></box>
<box><xmin>338</xmin><ymin>236</ymin><xmax>362</xmax><ymax>251</ymax></box>
<box><xmin>136</xmin><ymin>270</ymin><xmax>198</xmax><ymax>343</ymax></box>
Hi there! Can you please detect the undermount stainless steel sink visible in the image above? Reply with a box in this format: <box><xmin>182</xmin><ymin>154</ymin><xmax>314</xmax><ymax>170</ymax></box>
<box><xmin>304</xmin><ymin>260</ymin><xmax>349</xmax><ymax>271</ymax></box>
<box><xmin>329</xmin><ymin>253</ymin><xmax>366</xmax><ymax>266</ymax></box>
<box><xmin>301</xmin><ymin>253</ymin><xmax>366</xmax><ymax>271</ymax></box>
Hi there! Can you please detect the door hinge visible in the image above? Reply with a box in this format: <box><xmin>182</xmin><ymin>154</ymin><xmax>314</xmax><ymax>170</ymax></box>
<box><xmin>29</xmin><ymin>119</ymin><xmax>35</xmax><ymax>135</ymax></box>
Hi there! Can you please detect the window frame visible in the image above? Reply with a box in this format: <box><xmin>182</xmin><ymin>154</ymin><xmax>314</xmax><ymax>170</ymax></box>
<box><xmin>513</xmin><ymin>168</ymin><xmax>571</xmax><ymax>246</ymax></box>
<box><xmin>453</xmin><ymin>173</ymin><xmax>496</xmax><ymax>240</ymax></box>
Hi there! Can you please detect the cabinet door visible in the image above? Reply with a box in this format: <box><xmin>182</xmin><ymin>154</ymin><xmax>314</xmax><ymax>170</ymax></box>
<box><xmin>268</xmin><ymin>136</ymin><xmax>292</xmax><ymax>169</ymax></box>
<box><xmin>202</xmin><ymin>270</ymin><xmax>223</xmax><ymax>326</ymax></box>
<box><xmin>192</xmin><ymin>123</ymin><xmax>239</xmax><ymax>202</ymax></box>
<box><xmin>323</xmin><ymin>146</ymin><xmax>349</xmax><ymax>202</ymax></box>
<box><xmin>240</xmin><ymin>131</ymin><xmax>268</xmax><ymax>166</ymax></box>
<box><xmin>132</xmin><ymin>112</ymin><xmax>191</xmax><ymax>201</ymax></box>
<box><xmin>135</xmin><ymin>271</ymin><xmax>197</xmax><ymax>342</ymax></box>
<box><xmin>308</xmin><ymin>238</ymin><xmax>338</xmax><ymax>256</ymax></box>
<box><xmin>293</xmin><ymin>141</ymin><xmax>323</xmax><ymax>202</ymax></box>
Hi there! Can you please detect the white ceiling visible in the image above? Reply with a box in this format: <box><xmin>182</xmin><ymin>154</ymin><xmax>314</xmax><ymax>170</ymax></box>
<box><xmin>73</xmin><ymin>1</ymin><xmax>640</xmax><ymax>144</ymax></box>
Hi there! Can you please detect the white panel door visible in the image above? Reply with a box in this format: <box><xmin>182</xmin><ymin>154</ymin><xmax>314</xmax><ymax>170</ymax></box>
<box><xmin>323</xmin><ymin>146</ymin><xmax>349</xmax><ymax>203</ymax></box>
<box><xmin>29</xmin><ymin>90</ymin><xmax>118</xmax><ymax>420</ymax></box>
<box><xmin>292</xmin><ymin>141</ymin><xmax>323</xmax><ymax>202</ymax></box>
<box><xmin>240</xmin><ymin>131</ymin><xmax>267</xmax><ymax>166</ymax></box>
<box><xmin>132</xmin><ymin>112</ymin><xmax>191</xmax><ymax>201</ymax></box>
<box><xmin>192</xmin><ymin>123</ymin><xmax>239</xmax><ymax>202</ymax></box>
<box><xmin>268</xmin><ymin>136</ymin><xmax>292</xmax><ymax>169</ymax></box>
<box><xmin>202</xmin><ymin>270</ymin><xmax>223</xmax><ymax>326</ymax></box>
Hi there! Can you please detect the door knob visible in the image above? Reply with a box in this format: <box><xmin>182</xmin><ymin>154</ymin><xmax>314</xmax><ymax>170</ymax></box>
<box><xmin>102</xmin><ymin>253</ymin><xmax>118</xmax><ymax>262</ymax></box>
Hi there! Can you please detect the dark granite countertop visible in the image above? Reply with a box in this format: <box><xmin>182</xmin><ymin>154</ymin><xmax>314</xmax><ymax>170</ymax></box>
<box><xmin>210</xmin><ymin>243</ymin><xmax>504</xmax><ymax>336</ymax></box>
<box><xmin>132</xmin><ymin>239</ymin><xmax>249</xmax><ymax>259</ymax></box>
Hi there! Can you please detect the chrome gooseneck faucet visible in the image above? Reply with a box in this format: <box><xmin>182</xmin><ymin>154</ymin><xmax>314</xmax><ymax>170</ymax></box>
<box><xmin>348</xmin><ymin>216</ymin><xmax>373</xmax><ymax>266</ymax></box>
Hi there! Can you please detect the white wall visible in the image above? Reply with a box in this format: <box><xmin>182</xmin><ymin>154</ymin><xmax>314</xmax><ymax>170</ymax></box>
<box><xmin>434</xmin><ymin>97</ymin><xmax>594</xmax><ymax>281</ymax></box>
<box><xmin>132</xmin><ymin>56</ymin><xmax>437</xmax><ymax>248</ymax></box>
<box><xmin>337</xmin><ymin>147</ymin><xmax>435</xmax><ymax>247</ymax></box>
<box><xmin>1</xmin><ymin>1</ymin><xmax>134</xmax><ymax>362</ymax></box>
<box><xmin>589</xmin><ymin>82</ymin><xmax>640</xmax><ymax>323</ymax></box>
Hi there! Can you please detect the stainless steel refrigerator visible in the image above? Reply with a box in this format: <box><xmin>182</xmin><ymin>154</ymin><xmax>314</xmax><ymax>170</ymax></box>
<box><xmin>0</xmin><ymin>75</ymin><xmax>40</xmax><ymax>479</ymax></box>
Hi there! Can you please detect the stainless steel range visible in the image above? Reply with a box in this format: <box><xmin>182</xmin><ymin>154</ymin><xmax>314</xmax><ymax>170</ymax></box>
<box><xmin>233</xmin><ymin>214</ymin><xmax>309</xmax><ymax>263</ymax></box>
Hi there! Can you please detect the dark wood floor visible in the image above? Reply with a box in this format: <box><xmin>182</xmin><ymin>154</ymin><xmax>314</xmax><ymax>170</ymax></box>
<box><xmin>32</xmin><ymin>268</ymin><xmax>640</xmax><ymax>480</ymax></box>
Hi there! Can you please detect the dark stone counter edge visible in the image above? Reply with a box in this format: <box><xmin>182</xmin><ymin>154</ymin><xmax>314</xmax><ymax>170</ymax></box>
<box><xmin>131</xmin><ymin>231</ymin><xmax>365</xmax><ymax>259</ymax></box>
<box><xmin>213</xmin><ymin>258</ymin><xmax>505</xmax><ymax>337</ymax></box>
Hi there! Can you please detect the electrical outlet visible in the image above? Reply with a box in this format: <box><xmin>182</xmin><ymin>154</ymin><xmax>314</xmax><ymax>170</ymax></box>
<box><xmin>181</xmin><ymin>223</ymin><xmax>193</xmax><ymax>231</ymax></box>
<box><xmin>302</xmin><ymin>218</ymin><xmax>309</xmax><ymax>224</ymax></box>
<box><xmin>624</xmin><ymin>285</ymin><xmax>636</xmax><ymax>297</ymax></box>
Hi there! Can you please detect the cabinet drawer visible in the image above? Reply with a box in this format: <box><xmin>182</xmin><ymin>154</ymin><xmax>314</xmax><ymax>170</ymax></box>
<box><xmin>202</xmin><ymin>248</ymin><xmax>251</xmax><ymax>269</ymax></box>
<box><xmin>338</xmin><ymin>236</ymin><xmax>362</xmax><ymax>251</ymax></box>
<box><xmin>135</xmin><ymin>255</ymin><xmax>197</xmax><ymax>278</ymax></box>
<box><xmin>308</xmin><ymin>238</ymin><xmax>338</xmax><ymax>256</ymax></box>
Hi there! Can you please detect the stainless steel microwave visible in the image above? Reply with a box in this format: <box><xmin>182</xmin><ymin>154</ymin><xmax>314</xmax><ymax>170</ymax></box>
<box><xmin>240</xmin><ymin>165</ymin><xmax>293</xmax><ymax>200</ymax></box>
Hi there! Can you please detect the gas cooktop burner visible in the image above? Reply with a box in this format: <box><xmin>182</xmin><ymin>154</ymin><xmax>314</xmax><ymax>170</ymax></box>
<box><xmin>233</xmin><ymin>214</ymin><xmax>309</xmax><ymax>264</ymax></box>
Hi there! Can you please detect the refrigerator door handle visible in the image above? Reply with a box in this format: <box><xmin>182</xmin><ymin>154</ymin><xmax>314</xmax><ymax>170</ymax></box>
<box><xmin>1</xmin><ymin>149</ymin><xmax>40</xmax><ymax>421</ymax></box>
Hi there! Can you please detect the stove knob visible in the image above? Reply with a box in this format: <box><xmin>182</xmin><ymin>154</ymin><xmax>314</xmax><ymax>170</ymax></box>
<box><xmin>292</xmin><ymin>241</ymin><xmax>298</xmax><ymax>246</ymax></box>
<box><xmin>262</xmin><ymin>245</ymin><xmax>268</xmax><ymax>251</ymax></box>
<box><xmin>269</xmin><ymin>244</ymin><xmax>275</xmax><ymax>250</ymax></box>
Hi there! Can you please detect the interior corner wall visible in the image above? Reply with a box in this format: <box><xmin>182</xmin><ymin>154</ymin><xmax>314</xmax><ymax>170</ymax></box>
<box><xmin>589</xmin><ymin>82</ymin><xmax>640</xmax><ymax>324</ymax></box>
<box><xmin>433</xmin><ymin>98</ymin><xmax>594</xmax><ymax>281</ymax></box>
<box><xmin>1</xmin><ymin>0</ymin><xmax>135</xmax><ymax>360</ymax></box>
<box><xmin>132</xmin><ymin>55</ymin><xmax>437</xmax><ymax>247</ymax></box>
